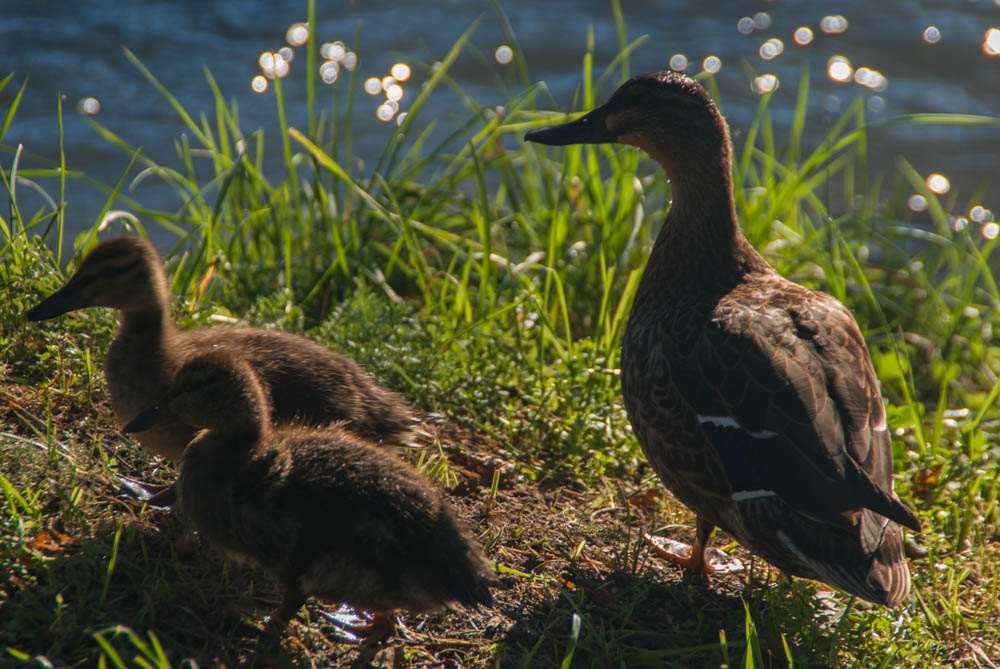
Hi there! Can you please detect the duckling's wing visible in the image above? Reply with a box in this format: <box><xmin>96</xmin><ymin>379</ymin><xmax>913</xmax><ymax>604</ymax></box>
<box><xmin>672</xmin><ymin>289</ymin><xmax>919</xmax><ymax>535</ymax></box>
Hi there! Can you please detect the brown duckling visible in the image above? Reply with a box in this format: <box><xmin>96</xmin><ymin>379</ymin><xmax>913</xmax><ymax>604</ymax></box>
<box><xmin>123</xmin><ymin>351</ymin><xmax>496</xmax><ymax>642</ymax></box>
<box><xmin>527</xmin><ymin>72</ymin><xmax>919</xmax><ymax>607</ymax></box>
<box><xmin>27</xmin><ymin>236</ymin><xmax>419</xmax><ymax>499</ymax></box>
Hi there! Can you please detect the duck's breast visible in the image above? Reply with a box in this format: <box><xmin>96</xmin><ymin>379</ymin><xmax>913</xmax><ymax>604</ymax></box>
<box><xmin>106</xmin><ymin>330</ymin><xmax>191</xmax><ymax>461</ymax></box>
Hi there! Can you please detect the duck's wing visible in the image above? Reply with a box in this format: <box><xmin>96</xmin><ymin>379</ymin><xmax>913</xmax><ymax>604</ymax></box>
<box><xmin>672</xmin><ymin>287</ymin><xmax>919</xmax><ymax>537</ymax></box>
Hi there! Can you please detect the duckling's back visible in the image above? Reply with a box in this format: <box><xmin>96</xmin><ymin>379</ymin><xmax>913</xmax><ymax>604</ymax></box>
<box><xmin>111</xmin><ymin>324</ymin><xmax>419</xmax><ymax>462</ymax></box>
<box><xmin>181</xmin><ymin>424</ymin><xmax>494</xmax><ymax>614</ymax></box>
<box><xmin>181</xmin><ymin>327</ymin><xmax>417</xmax><ymax>445</ymax></box>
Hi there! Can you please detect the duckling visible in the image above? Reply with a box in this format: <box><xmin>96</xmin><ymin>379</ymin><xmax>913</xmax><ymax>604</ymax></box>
<box><xmin>123</xmin><ymin>351</ymin><xmax>496</xmax><ymax>642</ymax></box>
<box><xmin>526</xmin><ymin>71</ymin><xmax>920</xmax><ymax>607</ymax></box>
<box><xmin>26</xmin><ymin>236</ymin><xmax>419</xmax><ymax>499</ymax></box>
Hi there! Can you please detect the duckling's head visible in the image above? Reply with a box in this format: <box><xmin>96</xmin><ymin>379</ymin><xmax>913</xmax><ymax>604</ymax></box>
<box><xmin>525</xmin><ymin>71</ymin><xmax>729</xmax><ymax>182</ymax></box>
<box><xmin>26</xmin><ymin>235</ymin><xmax>168</xmax><ymax>321</ymax></box>
<box><xmin>123</xmin><ymin>352</ymin><xmax>270</xmax><ymax>437</ymax></box>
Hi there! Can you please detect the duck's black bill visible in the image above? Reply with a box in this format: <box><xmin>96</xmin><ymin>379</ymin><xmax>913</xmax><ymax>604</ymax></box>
<box><xmin>524</xmin><ymin>111</ymin><xmax>614</xmax><ymax>146</ymax></box>
<box><xmin>123</xmin><ymin>403</ymin><xmax>163</xmax><ymax>434</ymax></box>
<box><xmin>26</xmin><ymin>284</ymin><xmax>84</xmax><ymax>321</ymax></box>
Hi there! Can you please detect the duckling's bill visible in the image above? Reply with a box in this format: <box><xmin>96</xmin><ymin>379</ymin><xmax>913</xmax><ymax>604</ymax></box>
<box><xmin>123</xmin><ymin>403</ymin><xmax>164</xmax><ymax>434</ymax></box>
<box><xmin>26</xmin><ymin>283</ymin><xmax>85</xmax><ymax>321</ymax></box>
<box><xmin>525</xmin><ymin>109</ymin><xmax>614</xmax><ymax>146</ymax></box>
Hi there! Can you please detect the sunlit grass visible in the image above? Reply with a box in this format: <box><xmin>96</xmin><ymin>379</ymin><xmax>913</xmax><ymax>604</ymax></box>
<box><xmin>2</xmin><ymin>0</ymin><xmax>999</xmax><ymax>666</ymax></box>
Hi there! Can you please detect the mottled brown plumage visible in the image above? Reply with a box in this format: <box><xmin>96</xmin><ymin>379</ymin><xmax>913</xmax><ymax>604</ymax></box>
<box><xmin>527</xmin><ymin>71</ymin><xmax>920</xmax><ymax>607</ymax></box>
<box><xmin>123</xmin><ymin>352</ymin><xmax>495</xmax><ymax>637</ymax></box>
<box><xmin>26</xmin><ymin>236</ymin><xmax>419</xmax><ymax>464</ymax></box>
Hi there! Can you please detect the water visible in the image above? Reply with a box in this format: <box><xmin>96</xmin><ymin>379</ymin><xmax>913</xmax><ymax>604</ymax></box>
<box><xmin>2</xmin><ymin>1</ymin><xmax>999</xmax><ymax>247</ymax></box>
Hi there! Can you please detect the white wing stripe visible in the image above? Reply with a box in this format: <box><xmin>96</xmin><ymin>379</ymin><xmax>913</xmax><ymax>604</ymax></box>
<box><xmin>696</xmin><ymin>414</ymin><xmax>778</xmax><ymax>439</ymax></box>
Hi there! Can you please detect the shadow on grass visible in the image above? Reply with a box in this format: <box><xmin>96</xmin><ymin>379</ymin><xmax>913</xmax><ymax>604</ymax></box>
<box><xmin>493</xmin><ymin>560</ymin><xmax>842</xmax><ymax>669</ymax></box>
<box><xmin>0</xmin><ymin>509</ymin><xmax>301</xmax><ymax>667</ymax></box>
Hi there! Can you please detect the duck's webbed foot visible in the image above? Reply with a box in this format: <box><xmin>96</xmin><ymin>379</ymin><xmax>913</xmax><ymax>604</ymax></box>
<box><xmin>116</xmin><ymin>476</ymin><xmax>177</xmax><ymax>509</ymax></box>
<box><xmin>645</xmin><ymin>518</ymin><xmax>743</xmax><ymax>579</ymax></box>
<box><xmin>319</xmin><ymin>606</ymin><xmax>395</xmax><ymax>646</ymax></box>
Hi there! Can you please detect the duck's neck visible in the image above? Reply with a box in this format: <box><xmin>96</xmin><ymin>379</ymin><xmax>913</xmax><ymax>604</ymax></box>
<box><xmin>213</xmin><ymin>381</ymin><xmax>272</xmax><ymax>443</ymax></box>
<box><xmin>117</xmin><ymin>267</ymin><xmax>176</xmax><ymax>350</ymax></box>
<box><xmin>640</xmin><ymin>141</ymin><xmax>769</xmax><ymax>303</ymax></box>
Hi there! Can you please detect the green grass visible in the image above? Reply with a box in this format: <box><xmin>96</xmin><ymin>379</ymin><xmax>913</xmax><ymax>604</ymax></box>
<box><xmin>2</xmin><ymin>2</ymin><xmax>1000</xmax><ymax>666</ymax></box>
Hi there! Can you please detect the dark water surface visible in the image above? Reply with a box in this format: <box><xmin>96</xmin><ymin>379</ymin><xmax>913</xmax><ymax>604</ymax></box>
<box><xmin>3</xmin><ymin>1</ymin><xmax>999</xmax><ymax>246</ymax></box>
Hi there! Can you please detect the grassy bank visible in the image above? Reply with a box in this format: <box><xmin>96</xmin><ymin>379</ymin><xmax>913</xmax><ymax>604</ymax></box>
<box><xmin>2</xmin><ymin>3</ymin><xmax>1000</xmax><ymax>667</ymax></box>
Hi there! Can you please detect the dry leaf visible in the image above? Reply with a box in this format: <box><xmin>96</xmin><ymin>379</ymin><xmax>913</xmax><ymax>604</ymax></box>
<box><xmin>27</xmin><ymin>529</ymin><xmax>74</xmax><ymax>554</ymax></box>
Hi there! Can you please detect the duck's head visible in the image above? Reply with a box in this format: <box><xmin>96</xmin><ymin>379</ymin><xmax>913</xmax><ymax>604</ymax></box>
<box><xmin>123</xmin><ymin>352</ymin><xmax>269</xmax><ymax>436</ymax></box>
<box><xmin>26</xmin><ymin>235</ymin><xmax>168</xmax><ymax>321</ymax></box>
<box><xmin>525</xmin><ymin>71</ymin><xmax>729</xmax><ymax>181</ymax></box>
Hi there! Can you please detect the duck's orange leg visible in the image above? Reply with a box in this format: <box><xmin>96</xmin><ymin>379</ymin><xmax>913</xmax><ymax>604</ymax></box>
<box><xmin>645</xmin><ymin>517</ymin><xmax>716</xmax><ymax>574</ymax></box>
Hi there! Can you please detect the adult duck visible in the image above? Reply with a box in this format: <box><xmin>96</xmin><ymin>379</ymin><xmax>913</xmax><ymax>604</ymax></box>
<box><xmin>526</xmin><ymin>71</ymin><xmax>920</xmax><ymax>607</ymax></box>
<box><xmin>27</xmin><ymin>236</ymin><xmax>420</xmax><ymax>502</ymax></box>
<box><xmin>123</xmin><ymin>351</ymin><xmax>495</xmax><ymax>643</ymax></box>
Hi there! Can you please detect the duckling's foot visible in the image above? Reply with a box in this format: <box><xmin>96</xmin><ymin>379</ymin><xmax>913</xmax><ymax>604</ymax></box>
<box><xmin>318</xmin><ymin>607</ymin><xmax>395</xmax><ymax>646</ymax></box>
<box><xmin>265</xmin><ymin>585</ymin><xmax>307</xmax><ymax>632</ymax></box>
<box><xmin>116</xmin><ymin>476</ymin><xmax>176</xmax><ymax>509</ymax></box>
<box><xmin>355</xmin><ymin>613</ymin><xmax>395</xmax><ymax>648</ymax></box>
<box><xmin>318</xmin><ymin>604</ymin><xmax>368</xmax><ymax>643</ymax></box>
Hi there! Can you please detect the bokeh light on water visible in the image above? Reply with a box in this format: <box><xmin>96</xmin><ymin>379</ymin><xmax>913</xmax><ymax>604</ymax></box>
<box><xmin>752</xmin><ymin>73</ymin><xmax>779</xmax><ymax>95</ymax></box>
<box><xmin>908</xmin><ymin>194</ymin><xmax>928</xmax><ymax>212</ymax></box>
<box><xmin>702</xmin><ymin>55</ymin><xmax>721</xmax><ymax>74</ymax></box>
<box><xmin>820</xmin><ymin>15</ymin><xmax>849</xmax><ymax>35</ymax></box>
<box><xmin>923</xmin><ymin>26</ymin><xmax>941</xmax><ymax>44</ymax></box>
<box><xmin>494</xmin><ymin>44</ymin><xmax>513</xmax><ymax>65</ymax></box>
<box><xmin>759</xmin><ymin>38</ymin><xmax>783</xmax><ymax>61</ymax></box>
<box><xmin>321</xmin><ymin>41</ymin><xmax>346</xmax><ymax>61</ymax></box>
<box><xmin>273</xmin><ymin>54</ymin><xmax>290</xmax><ymax>78</ymax></box>
<box><xmin>752</xmin><ymin>12</ymin><xmax>771</xmax><ymax>31</ymax></box>
<box><xmin>285</xmin><ymin>22</ymin><xmax>308</xmax><ymax>47</ymax></box>
<box><xmin>668</xmin><ymin>53</ymin><xmax>688</xmax><ymax>71</ymax></box>
<box><xmin>867</xmin><ymin>95</ymin><xmax>885</xmax><ymax>113</ymax></box>
<box><xmin>376</xmin><ymin>103</ymin><xmax>394</xmax><ymax>122</ymax></box>
<box><xmin>793</xmin><ymin>26</ymin><xmax>814</xmax><ymax>46</ymax></box>
<box><xmin>926</xmin><ymin>173</ymin><xmax>950</xmax><ymax>195</ymax></box>
<box><xmin>985</xmin><ymin>28</ymin><xmax>1000</xmax><ymax>56</ymax></box>
<box><xmin>827</xmin><ymin>56</ymin><xmax>853</xmax><ymax>83</ymax></box>
<box><xmin>390</xmin><ymin>63</ymin><xmax>411</xmax><ymax>82</ymax></box>
<box><xmin>319</xmin><ymin>61</ymin><xmax>339</xmax><ymax>84</ymax></box>
<box><xmin>77</xmin><ymin>97</ymin><xmax>101</xmax><ymax>115</ymax></box>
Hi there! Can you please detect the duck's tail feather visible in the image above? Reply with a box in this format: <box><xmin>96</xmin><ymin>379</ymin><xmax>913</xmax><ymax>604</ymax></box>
<box><xmin>808</xmin><ymin>521</ymin><xmax>911</xmax><ymax>608</ymax></box>
<box><xmin>864</xmin><ymin>522</ymin><xmax>911</xmax><ymax>608</ymax></box>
